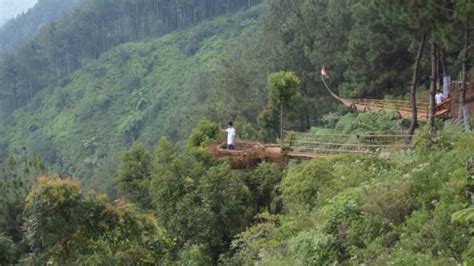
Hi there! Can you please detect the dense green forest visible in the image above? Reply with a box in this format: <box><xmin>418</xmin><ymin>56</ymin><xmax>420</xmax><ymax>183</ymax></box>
<box><xmin>0</xmin><ymin>0</ymin><xmax>262</xmax><ymax>116</ymax></box>
<box><xmin>1</xmin><ymin>3</ymin><xmax>268</xmax><ymax>188</ymax></box>
<box><xmin>0</xmin><ymin>0</ymin><xmax>473</xmax><ymax>264</ymax></box>
<box><xmin>0</xmin><ymin>0</ymin><xmax>83</xmax><ymax>53</ymax></box>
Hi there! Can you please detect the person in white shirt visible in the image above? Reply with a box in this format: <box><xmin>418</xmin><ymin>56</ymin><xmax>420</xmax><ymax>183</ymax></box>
<box><xmin>435</xmin><ymin>90</ymin><xmax>446</xmax><ymax>105</ymax></box>
<box><xmin>224</xmin><ymin>122</ymin><xmax>236</xmax><ymax>150</ymax></box>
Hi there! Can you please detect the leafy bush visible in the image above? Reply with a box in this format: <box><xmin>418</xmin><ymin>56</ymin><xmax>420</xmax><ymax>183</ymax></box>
<box><xmin>116</xmin><ymin>143</ymin><xmax>152</xmax><ymax>209</ymax></box>
<box><xmin>287</xmin><ymin>231</ymin><xmax>338</xmax><ymax>265</ymax></box>
<box><xmin>362</xmin><ymin>178</ymin><xmax>414</xmax><ymax>225</ymax></box>
<box><xmin>234</xmin><ymin>116</ymin><xmax>259</xmax><ymax>140</ymax></box>
<box><xmin>225</xmin><ymin>123</ymin><xmax>474</xmax><ymax>264</ymax></box>
<box><xmin>23</xmin><ymin>177</ymin><xmax>173</xmax><ymax>264</ymax></box>
<box><xmin>150</xmin><ymin>139</ymin><xmax>251</xmax><ymax>261</ymax></box>
<box><xmin>334</xmin><ymin>111</ymin><xmax>404</xmax><ymax>134</ymax></box>
<box><xmin>178</xmin><ymin>244</ymin><xmax>213</xmax><ymax>266</ymax></box>
<box><xmin>187</xmin><ymin>119</ymin><xmax>220</xmax><ymax>148</ymax></box>
<box><xmin>0</xmin><ymin>232</ymin><xmax>17</xmax><ymax>264</ymax></box>
<box><xmin>245</xmin><ymin>162</ymin><xmax>283</xmax><ymax>214</ymax></box>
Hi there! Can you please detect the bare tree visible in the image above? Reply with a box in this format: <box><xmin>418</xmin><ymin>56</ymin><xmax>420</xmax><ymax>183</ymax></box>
<box><xmin>408</xmin><ymin>33</ymin><xmax>427</xmax><ymax>137</ymax></box>
<box><xmin>427</xmin><ymin>39</ymin><xmax>438</xmax><ymax>131</ymax></box>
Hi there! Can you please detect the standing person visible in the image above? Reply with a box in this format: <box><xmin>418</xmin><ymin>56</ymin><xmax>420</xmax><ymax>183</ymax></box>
<box><xmin>224</xmin><ymin>122</ymin><xmax>236</xmax><ymax>150</ymax></box>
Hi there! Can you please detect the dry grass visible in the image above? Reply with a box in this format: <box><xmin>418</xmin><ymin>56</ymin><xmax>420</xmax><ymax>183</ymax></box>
<box><xmin>208</xmin><ymin>141</ymin><xmax>287</xmax><ymax>169</ymax></box>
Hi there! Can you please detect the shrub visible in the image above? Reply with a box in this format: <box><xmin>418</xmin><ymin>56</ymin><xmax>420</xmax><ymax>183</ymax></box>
<box><xmin>245</xmin><ymin>162</ymin><xmax>283</xmax><ymax>214</ymax></box>
<box><xmin>116</xmin><ymin>143</ymin><xmax>152</xmax><ymax>209</ymax></box>
<box><xmin>287</xmin><ymin>231</ymin><xmax>338</xmax><ymax>265</ymax></box>
<box><xmin>234</xmin><ymin>116</ymin><xmax>259</xmax><ymax>140</ymax></box>
<box><xmin>0</xmin><ymin>232</ymin><xmax>17</xmax><ymax>264</ymax></box>
<box><xmin>177</xmin><ymin>244</ymin><xmax>213</xmax><ymax>266</ymax></box>
<box><xmin>362</xmin><ymin>178</ymin><xmax>414</xmax><ymax>225</ymax></box>
<box><xmin>187</xmin><ymin>119</ymin><xmax>220</xmax><ymax>148</ymax></box>
<box><xmin>24</xmin><ymin>177</ymin><xmax>173</xmax><ymax>264</ymax></box>
<box><xmin>397</xmin><ymin>201</ymin><xmax>470</xmax><ymax>262</ymax></box>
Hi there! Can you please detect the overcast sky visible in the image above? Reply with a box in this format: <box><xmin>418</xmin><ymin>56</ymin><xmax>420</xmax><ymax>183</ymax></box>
<box><xmin>0</xmin><ymin>0</ymin><xmax>37</xmax><ymax>22</ymax></box>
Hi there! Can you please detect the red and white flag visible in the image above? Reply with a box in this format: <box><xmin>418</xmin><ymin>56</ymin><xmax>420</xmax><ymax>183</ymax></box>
<box><xmin>321</xmin><ymin>65</ymin><xmax>330</xmax><ymax>79</ymax></box>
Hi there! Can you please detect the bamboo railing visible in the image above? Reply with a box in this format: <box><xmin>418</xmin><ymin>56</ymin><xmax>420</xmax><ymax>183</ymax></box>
<box><xmin>321</xmin><ymin>77</ymin><xmax>451</xmax><ymax>121</ymax></box>
<box><xmin>282</xmin><ymin>131</ymin><xmax>413</xmax><ymax>157</ymax></box>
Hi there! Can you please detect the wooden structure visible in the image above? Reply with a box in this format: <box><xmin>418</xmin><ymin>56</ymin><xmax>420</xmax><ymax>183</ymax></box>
<box><xmin>208</xmin><ymin>141</ymin><xmax>287</xmax><ymax>169</ymax></box>
<box><xmin>322</xmin><ymin>77</ymin><xmax>451</xmax><ymax>121</ymax></box>
<box><xmin>282</xmin><ymin>131</ymin><xmax>413</xmax><ymax>159</ymax></box>
<box><xmin>450</xmin><ymin>80</ymin><xmax>474</xmax><ymax>118</ymax></box>
<box><xmin>208</xmin><ymin>132</ymin><xmax>414</xmax><ymax>164</ymax></box>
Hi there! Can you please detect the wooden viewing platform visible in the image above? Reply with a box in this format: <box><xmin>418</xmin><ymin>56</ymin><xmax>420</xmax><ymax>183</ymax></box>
<box><xmin>208</xmin><ymin>131</ymin><xmax>415</xmax><ymax>166</ymax></box>
<box><xmin>282</xmin><ymin>131</ymin><xmax>414</xmax><ymax>159</ymax></box>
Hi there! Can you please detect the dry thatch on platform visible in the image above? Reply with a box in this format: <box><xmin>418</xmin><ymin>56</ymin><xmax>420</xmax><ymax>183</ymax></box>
<box><xmin>208</xmin><ymin>141</ymin><xmax>287</xmax><ymax>169</ymax></box>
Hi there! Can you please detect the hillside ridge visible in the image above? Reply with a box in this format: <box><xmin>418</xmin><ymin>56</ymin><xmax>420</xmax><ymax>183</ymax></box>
<box><xmin>1</xmin><ymin>4</ymin><xmax>266</xmax><ymax>184</ymax></box>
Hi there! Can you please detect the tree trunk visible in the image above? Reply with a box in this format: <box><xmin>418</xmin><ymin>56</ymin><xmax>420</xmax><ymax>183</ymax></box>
<box><xmin>280</xmin><ymin>104</ymin><xmax>284</xmax><ymax>138</ymax></box>
<box><xmin>460</xmin><ymin>26</ymin><xmax>471</xmax><ymax>131</ymax></box>
<box><xmin>408</xmin><ymin>32</ymin><xmax>427</xmax><ymax>137</ymax></box>
<box><xmin>428</xmin><ymin>39</ymin><xmax>438</xmax><ymax>132</ymax></box>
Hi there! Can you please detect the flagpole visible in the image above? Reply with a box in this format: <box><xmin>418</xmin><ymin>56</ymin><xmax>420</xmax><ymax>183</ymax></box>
<box><xmin>321</xmin><ymin>75</ymin><xmax>338</xmax><ymax>99</ymax></box>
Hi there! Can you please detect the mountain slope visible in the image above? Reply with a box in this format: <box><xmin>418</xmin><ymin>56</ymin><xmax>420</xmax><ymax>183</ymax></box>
<box><xmin>0</xmin><ymin>0</ymin><xmax>263</xmax><ymax>117</ymax></box>
<box><xmin>0</xmin><ymin>0</ymin><xmax>82</xmax><ymax>52</ymax></box>
<box><xmin>2</xmin><ymin>5</ymin><xmax>266</xmax><ymax>182</ymax></box>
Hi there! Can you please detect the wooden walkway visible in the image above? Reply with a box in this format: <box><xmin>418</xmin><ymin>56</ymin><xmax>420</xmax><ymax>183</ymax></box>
<box><xmin>282</xmin><ymin>131</ymin><xmax>413</xmax><ymax>159</ymax></box>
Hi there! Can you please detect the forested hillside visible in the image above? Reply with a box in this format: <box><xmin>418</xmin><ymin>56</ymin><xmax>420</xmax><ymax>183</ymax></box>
<box><xmin>1</xmin><ymin>4</ymin><xmax>268</xmax><ymax>188</ymax></box>
<box><xmin>0</xmin><ymin>0</ymin><xmax>82</xmax><ymax>52</ymax></box>
<box><xmin>0</xmin><ymin>0</ymin><xmax>262</xmax><ymax>116</ymax></box>
<box><xmin>0</xmin><ymin>0</ymin><xmax>473</xmax><ymax>264</ymax></box>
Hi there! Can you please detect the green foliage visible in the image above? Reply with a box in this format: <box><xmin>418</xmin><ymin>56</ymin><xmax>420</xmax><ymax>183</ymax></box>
<box><xmin>245</xmin><ymin>162</ymin><xmax>283</xmax><ymax>214</ymax></box>
<box><xmin>187</xmin><ymin>119</ymin><xmax>220</xmax><ymax>148</ymax></box>
<box><xmin>280</xmin><ymin>155</ymin><xmax>388</xmax><ymax>211</ymax></box>
<box><xmin>221</xmin><ymin>213</ymin><xmax>281</xmax><ymax>265</ymax></box>
<box><xmin>453</xmin><ymin>206</ymin><xmax>474</xmax><ymax>225</ymax></box>
<box><xmin>257</xmin><ymin>108</ymin><xmax>280</xmax><ymax>142</ymax></box>
<box><xmin>117</xmin><ymin>143</ymin><xmax>152</xmax><ymax>209</ymax></box>
<box><xmin>0</xmin><ymin>0</ymin><xmax>263</xmax><ymax>116</ymax></box>
<box><xmin>24</xmin><ymin>177</ymin><xmax>173</xmax><ymax>264</ymax></box>
<box><xmin>0</xmin><ymin>0</ymin><xmax>473</xmax><ymax>264</ymax></box>
<box><xmin>0</xmin><ymin>150</ymin><xmax>48</xmax><ymax>263</ymax></box>
<box><xmin>259</xmin><ymin>71</ymin><xmax>300</xmax><ymax>139</ymax></box>
<box><xmin>24</xmin><ymin>177</ymin><xmax>86</xmax><ymax>262</ymax></box>
<box><xmin>2</xmin><ymin>5</ymin><xmax>266</xmax><ymax>184</ymax></box>
<box><xmin>287</xmin><ymin>231</ymin><xmax>338</xmax><ymax>265</ymax></box>
<box><xmin>177</xmin><ymin>244</ymin><xmax>213</xmax><ymax>266</ymax></box>
<box><xmin>334</xmin><ymin>111</ymin><xmax>405</xmax><ymax>134</ymax></box>
<box><xmin>150</xmin><ymin>139</ymin><xmax>251</xmax><ymax>261</ymax></box>
<box><xmin>267</xmin><ymin>71</ymin><xmax>300</xmax><ymax>108</ymax></box>
<box><xmin>340</xmin><ymin>1</ymin><xmax>413</xmax><ymax>98</ymax></box>
<box><xmin>0</xmin><ymin>231</ymin><xmax>17</xmax><ymax>264</ymax></box>
<box><xmin>362</xmin><ymin>179</ymin><xmax>413</xmax><ymax>225</ymax></box>
<box><xmin>227</xmin><ymin>125</ymin><xmax>474</xmax><ymax>264</ymax></box>
<box><xmin>280</xmin><ymin>156</ymin><xmax>338</xmax><ymax>210</ymax></box>
<box><xmin>234</xmin><ymin>116</ymin><xmax>259</xmax><ymax>141</ymax></box>
<box><xmin>463</xmin><ymin>238</ymin><xmax>474</xmax><ymax>265</ymax></box>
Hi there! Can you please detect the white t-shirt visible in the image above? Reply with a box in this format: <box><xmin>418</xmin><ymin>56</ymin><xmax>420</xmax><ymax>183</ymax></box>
<box><xmin>225</xmin><ymin>127</ymin><xmax>236</xmax><ymax>145</ymax></box>
<box><xmin>435</xmin><ymin>93</ymin><xmax>445</xmax><ymax>105</ymax></box>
